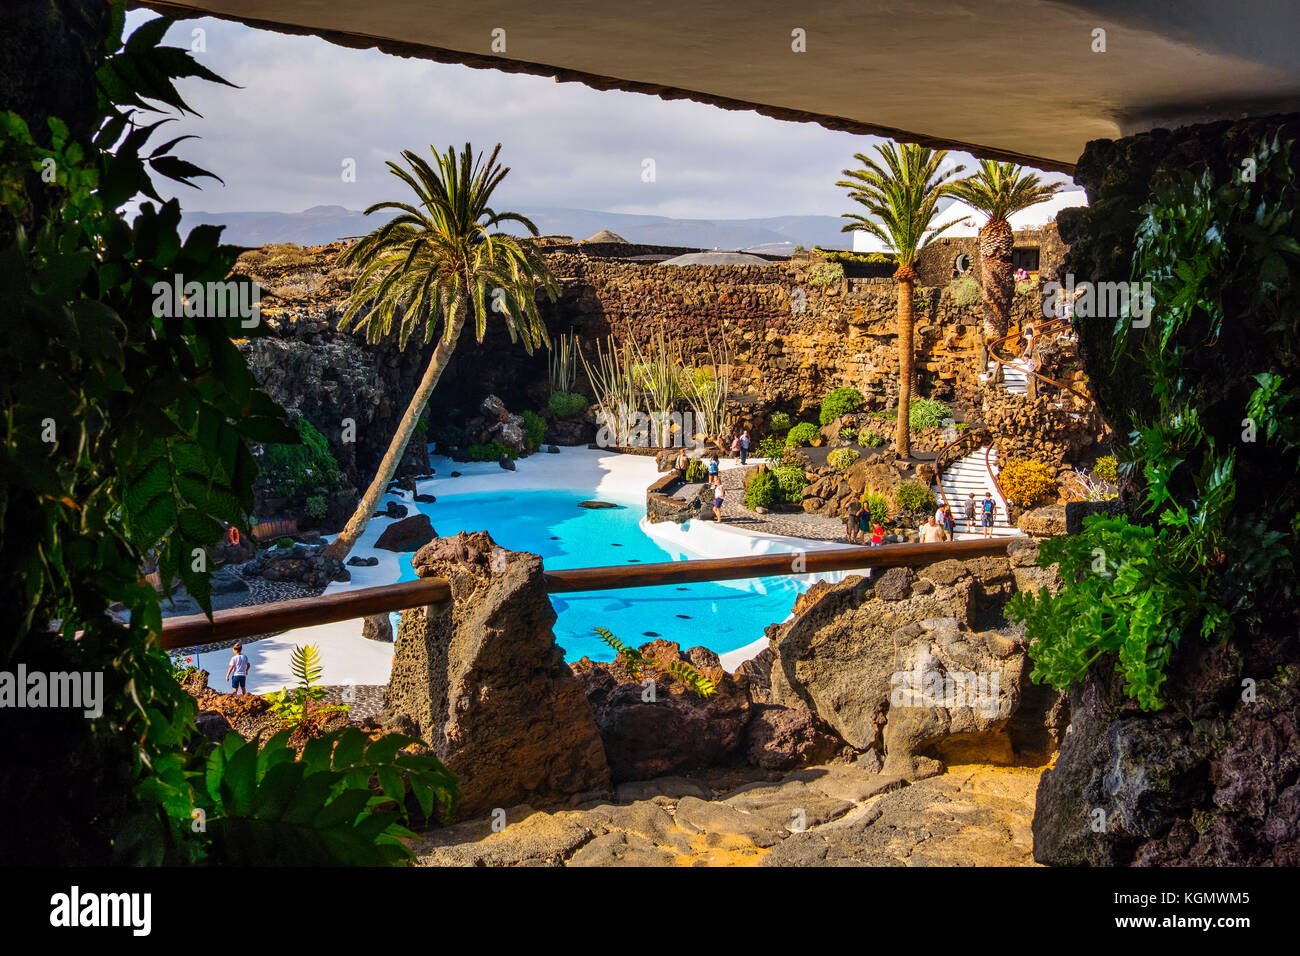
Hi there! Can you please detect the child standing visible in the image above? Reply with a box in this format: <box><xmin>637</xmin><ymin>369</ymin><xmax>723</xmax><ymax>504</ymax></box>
<box><xmin>226</xmin><ymin>642</ymin><xmax>251</xmax><ymax>696</ymax></box>
<box><xmin>712</xmin><ymin>476</ymin><xmax>725</xmax><ymax>522</ymax></box>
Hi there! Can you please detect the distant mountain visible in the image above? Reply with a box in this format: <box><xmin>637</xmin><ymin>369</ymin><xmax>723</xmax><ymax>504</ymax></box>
<box><xmin>181</xmin><ymin>204</ymin><xmax>853</xmax><ymax>251</ymax></box>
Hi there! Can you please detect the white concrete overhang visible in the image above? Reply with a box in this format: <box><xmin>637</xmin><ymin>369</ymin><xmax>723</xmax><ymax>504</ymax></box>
<box><xmin>139</xmin><ymin>0</ymin><xmax>1300</xmax><ymax>173</ymax></box>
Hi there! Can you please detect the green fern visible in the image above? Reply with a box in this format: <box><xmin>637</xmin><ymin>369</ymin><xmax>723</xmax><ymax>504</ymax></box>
<box><xmin>267</xmin><ymin>643</ymin><xmax>348</xmax><ymax>725</ymax></box>
<box><xmin>592</xmin><ymin>626</ymin><xmax>646</xmax><ymax>679</ymax></box>
<box><xmin>667</xmin><ymin>660</ymin><xmax>717</xmax><ymax>698</ymax></box>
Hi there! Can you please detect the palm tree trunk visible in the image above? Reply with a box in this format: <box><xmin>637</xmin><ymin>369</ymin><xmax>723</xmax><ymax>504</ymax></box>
<box><xmin>895</xmin><ymin>271</ymin><xmax>915</xmax><ymax>459</ymax></box>
<box><xmin>324</xmin><ymin>296</ymin><xmax>467</xmax><ymax>562</ymax></box>
<box><xmin>979</xmin><ymin>220</ymin><xmax>1014</xmax><ymax>385</ymax></box>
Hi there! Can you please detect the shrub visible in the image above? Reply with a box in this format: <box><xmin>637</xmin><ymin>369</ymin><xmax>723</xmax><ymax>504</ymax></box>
<box><xmin>264</xmin><ymin>644</ymin><xmax>348</xmax><ymax>727</ymax></box>
<box><xmin>828</xmin><ymin>448</ymin><xmax>859</xmax><ymax>471</ymax></box>
<box><xmin>952</xmin><ymin>276</ymin><xmax>980</xmax><ymax>307</ymax></box>
<box><xmin>1093</xmin><ymin>454</ymin><xmax>1119</xmax><ymax>484</ymax></box>
<box><xmin>466</xmin><ymin>440</ymin><xmax>516</xmax><ymax>461</ymax></box>
<box><xmin>684</xmin><ymin>458</ymin><xmax>708</xmax><ymax>483</ymax></box>
<box><xmin>868</xmin><ymin>409</ymin><xmax>896</xmax><ymax>420</ymax></box>
<box><xmin>548</xmin><ymin>391</ymin><xmax>588</xmax><ymax>418</ymax></box>
<box><xmin>304</xmin><ymin>495</ymin><xmax>327</xmax><ymax>519</ymax></box>
<box><xmin>861</xmin><ymin>491</ymin><xmax>891</xmax><ymax>526</ymax></box>
<box><xmin>756</xmin><ymin>436</ymin><xmax>787</xmax><ymax>460</ymax></box>
<box><xmin>263</xmin><ymin>418</ymin><xmax>341</xmax><ymax>500</ymax></box>
<box><xmin>276</xmin><ymin>537</ymin><xmax>295</xmax><ymax>549</ymax></box>
<box><xmin>908</xmin><ymin>398</ymin><xmax>952</xmax><ymax>431</ymax></box>
<box><xmin>772</xmin><ymin>464</ymin><xmax>809</xmax><ymax>504</ymax></box>
<box><xmin>521</xmin><ymin>409</ymin><xmax>546</xmax><ymax>450</ymax></box>
<box><xmin>819</xmin><ymin>386</ymin><xmax>865</xmax><ymax>425</ymax></box>
<box><xmin>839</xmin><ymin>426</ymin><xmax>857</xmax><ymax>442</ymax></box>
<box><xmin>861</xmin><ymin>430</ymin><xmax>885</xmax><ymax>447</ymax></box>
<box><xmin>999</xmin><ymin>458</ymin><xmax>1057</xmax><ymax>507</ymax></box>
<box><xmin>785</xmin><ymin>422</ymin><xmax>820</xmax><ymax>447</ymax></box>
<box><xmin>745</xmin><ymin>470</ymin><xmax>780</xmax><ymax>510</ymax></box>
<box><xmin>893</xmin><ymin>481</ymin><xmax>935</xmax><ymax>514</ymax></box>
<box><xmin>808</xmin><ymin>261</ymin><xmax>844</xmax><ymax>286</ymax></box>
<box><xmin>768</xmin><ymin>411</ymin><xmax>792</xmax><ymax>434</ymax></box>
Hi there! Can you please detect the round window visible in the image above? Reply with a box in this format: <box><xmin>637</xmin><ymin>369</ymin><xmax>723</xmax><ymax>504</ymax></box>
<box><xmin>954</xmin><ymin>253</ymin><xmax>972</xmax><ymax>274</ymax></box>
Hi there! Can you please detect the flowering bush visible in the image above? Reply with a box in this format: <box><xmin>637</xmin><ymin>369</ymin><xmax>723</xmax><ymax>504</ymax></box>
<box><xmin>999</xmin><ymin>458</ymin><xmax>1057</xmax><ymax>507</ymax></box>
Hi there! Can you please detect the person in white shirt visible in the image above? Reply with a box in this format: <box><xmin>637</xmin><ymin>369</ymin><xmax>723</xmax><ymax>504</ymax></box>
<box><xmin>919</xmin><ymin>517</ymin><xmax>947</xmax><ymax>543</ymax></box>
<box><xmin>225</xmin><ymin>642</ymin><xmax>252</xmax><ymax>696</ymax></box>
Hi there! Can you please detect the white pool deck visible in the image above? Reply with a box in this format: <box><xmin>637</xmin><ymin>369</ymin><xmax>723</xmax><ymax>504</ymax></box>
<box><xmin>215</xmin><ymin>447</ymin><xmax>854</xmax><ymax>692</ymax></box>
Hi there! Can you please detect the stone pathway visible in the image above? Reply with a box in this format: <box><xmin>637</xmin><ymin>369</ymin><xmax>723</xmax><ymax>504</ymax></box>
<box><xmin>714</xmin><ymin>465</ymin><xmax>855</xmax><ymax>543</ymax></box>
<box><xmin>410</xmin><ymin>760</ymin><xmax>1043</xmax><ymax>867</ymax></box>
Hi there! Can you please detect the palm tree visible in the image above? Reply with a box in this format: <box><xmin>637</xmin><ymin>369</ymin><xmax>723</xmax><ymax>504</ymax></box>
<box><xmin>838</xmin><ymin>143</ymin><xmax>964</xmax><ymax>458</ymax></box>
<box><xmin>323</xmin><ymin>143</ymin><xmax>559</xmax><ymax>562</ymax></box>
<box><xmin>948</xmin><ymin>160</ymin><xmax>1061</xmax><ymax>380</ymax></box>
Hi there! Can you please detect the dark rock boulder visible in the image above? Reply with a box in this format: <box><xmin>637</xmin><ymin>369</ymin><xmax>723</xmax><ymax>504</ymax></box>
<box><xmin>384</xmin><ymin>531</ymin><xmax>609</xmax><ymax>817</ymax></box>
<box><xmin>745</xmin><ymin>703</ymin><xmax>843</xmax><ymax>770</ymax></box>
<box><xmin>362</xmin><ymin>613</ymin><xmax>393</xmax><ymax>643</ymax></box>
<box><xmin>570</xmin><ymin>639</ymin><xmax>751</xmax><ymax>783</ymax></box>
<box><xmin>374</xmin><ymin>514</ymin><xmax>436</xmax><ymax>553</ymax></box>
<box><xmin>578</xmin><ymin>500</ymin><xmax>619</xmax><ymax>509</ymax></box>
<box><xmin>499</xmin><ymin>453</ymin><xmax>516</xmax><ymax>471</ymax></box>
<box><xmin>347</xmin><ymin>555</ymin><xmax>379</xmax><ymax>567</ymax></box>
<box><xmin>373</xmin><ymin>500</ymin><xmax>408</xmax><ymax>520</ymax></box>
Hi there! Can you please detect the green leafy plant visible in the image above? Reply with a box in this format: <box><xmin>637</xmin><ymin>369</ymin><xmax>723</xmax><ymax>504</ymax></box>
<box><xmin>304</xmin><ymin>495</ymin><xmax>328</xmax><ymax>519</ymax></box>
<box><xmin>893</xmin><ymin>481</ymin><xmax>935</xmax><ymax>514</ymax></box>
<box><xmin>861</xmin><ymin>430</ymin><xmax>885</xmax><ymax>447</ymax></box>
<box><xmin>772</xmin><ymin>464</ymin><xmax>809</xmax><ymax>504</ymax></box>
<box><xmin>768</xmin><ymin>411</ymin><xmax>792</xmax><ymax>434</ymax></box>
<box><xmin>265</xmin><ymin>644</ymin><xmax>349</xmax><ymax>727</ymax></box>
<box><xmin>951</xmin><ymin>275</ymin><xmax>980</xmax><ymax>307</ymax></box>
<box><xmin>666</xmin><ymin>660</ymin><xmax>717</xmax><ymax>698</ymax></box>
<box><xmin>785</xmin><ymin>422</ymin><xmax>820</xmax><ymax>447</ymax></box>
<box><xmin>839</xmin><ymin>426</ymin><xmax>857</xmax><ymax>442</ymax></box>
<box><xmin>807</xmin><ymin>261</ymin><xmax>844</xmax><ymax>286</ymax></box>
<box><xmin>521</xmin><ymin>409</ymin><xmax>546</xmax><ymax>450</ymax></box>
<box><xmin>757</xmin><ymin>436</ymin><xmax>787</xmax><ymax>460</ymax></box>
<box><xmin>276</xmin><ymin>537</ymin><xmax>294</xmax><ymax>549</ymax></box>
<box><xmin>195</xmin><ymin>727</ymin><xmax>460</xmax><ymax>865</ymax></box>
<box><xmin>548</xmin><ymin>390</ymin><xmax>588</xmax><ymax>418</ymax></box>
<box><xmin>466</xmin><ymin>440</ymin><xmax>516</xmax><ymax>461</ymax></box>
<box><xmin>592</xmin><ymin>626</ymin><xmax>647</xmax><ymax>679</ymax></box>
<box><xmin>684</xmin><ymin>459</ymin><xmax>709</xmax><ymax>483</ymax></box>
<box><xmin>828</xmin><ymin>448</ymin><xmax>860</xmax><ymax>471</ymax></box>
<box><xmin>819</xmin><ymin>386</ymin><xmax>865</xmax><ymax>425</ymax></box>
<box><xmin>745</xmin><ymin>470</ymin><xmax>780</xmax><ymax>510</ymax></box>
<box><xmin>861</xmin><ymin>491</ymin><xmax>891</xmax><ymax>525</ymax></box>
<box><xmin>908</xmin><ymin>398</ymin><xmax>952</xmax><ymax>431</ymax></box>
<box><xmin>262</xmin><ymin>418</ymin><xmax>341</xmax><ymax>501</ymax></box>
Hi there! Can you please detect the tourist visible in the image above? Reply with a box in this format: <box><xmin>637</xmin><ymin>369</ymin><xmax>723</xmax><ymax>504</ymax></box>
<box><xmin>226</xmin><ymin>642</ymin><xmax>251</xmax><ymax>696</ymax></box>
<box><xmin>708</xmin><ymin>454</ymin><xmax>719</xmax><ymax>479</ymax></box>
<box><xmin>981</xmin><ymin>491</ymin><xmax>997</xmax><ymax>538</ymax></box>
<box><xmin>859</xmin><ymin>508</ymin><xmax>874</xmax><ymax>544</ymax></box>
<box><xmin>730</xmin><ymin>434</ymin><xmax>742</xmax><ymax>463</ymax></box>
<box><xmin>941</xmin><ymin>504</ymin><xmax>956</xmax><ymax>537</ymax></box>
<box><xmin>871</xmin><ymin>522</ymin><xmax>884</xmax><ymax>546</ymax></box>
<box><xmin>1020</xmin><ymin>325</ymin><xmax>1035</xmax><ymax>362</ymax></box>
<box><xmin>740</xmin><ymin>429</ymin><xmax>750</xmax><ymax>465</ymax></box>
<box><xmin>844</xmin><ymin>499</ymin><xmax>861</xmax><ymax>543</ymax></box>
<box><xmin>712</xmin><ymin>476</ymin><xmax>725</xmax><ymax>522</ymax></box>
<box><xmin>964</xmin><ymin>492</ymin><xmax>977</xmax><ymax>534</ymax></box>
<box><xmin>919</xmin><ymin>516</ymin><xmax>944</xmax><ymax>543</ymax></box>
<box><xmin>674</xmin><ymin>448</ymin><xmax>688</xmax><ymax>478</ymax></box>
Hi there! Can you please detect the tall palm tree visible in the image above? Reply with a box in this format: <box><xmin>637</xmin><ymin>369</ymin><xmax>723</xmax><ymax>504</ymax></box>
<box><xmin>948</xmin><ymin>160</ymin><xmax>1061</xmax><ymax>379</ymax></box>
<box><xmin>838</xmin><ymin>143</ymin><xmax>964</xmax><ymax>458</ymax></box>
<box><xmin>323</xmin><ymin>143</ymin><xmax>559</xmax><ymax>562</ymax></box>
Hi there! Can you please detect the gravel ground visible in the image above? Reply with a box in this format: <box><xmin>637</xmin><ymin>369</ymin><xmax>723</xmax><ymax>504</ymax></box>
<box><xmin>713</xmin><ymin>465</ymin><xmax>857</xmax><ymax>544</ymax></box>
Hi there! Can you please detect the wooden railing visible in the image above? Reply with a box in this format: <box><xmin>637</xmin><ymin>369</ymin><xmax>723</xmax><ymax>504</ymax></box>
<box><xmin>158</xmin><ymin>538</ymin><xmax>1013</xmax><ymax>650</ymax></box>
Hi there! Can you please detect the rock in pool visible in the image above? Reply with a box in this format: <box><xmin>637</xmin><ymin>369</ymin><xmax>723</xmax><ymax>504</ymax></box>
<box><xmin>578</xmin><ymin>500</ymin><xmax>619</xmax><ymax>509</ymax></box>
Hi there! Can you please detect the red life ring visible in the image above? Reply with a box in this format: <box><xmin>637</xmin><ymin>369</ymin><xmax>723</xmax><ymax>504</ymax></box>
<box><xmin>227</xmin><ymin>526</ymin><xmax>240</xmax><ymax>545</ymax></box>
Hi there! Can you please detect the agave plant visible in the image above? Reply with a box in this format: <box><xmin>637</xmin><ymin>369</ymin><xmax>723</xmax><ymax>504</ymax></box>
<box><xmin>948</xmin><ymin>160</ymin><xmax>1061</xmax><ymax>378</ymax></box>
<box><xmin>581</xmin><ymin>335</ymin><xmax>638</xmax><ymax>446</ymax></box>
<box><xmin>838</xmin><ymin>143</ymin><xmax>965</xmax><ymax>458</ymax></box>
<box><xmin>548</xmin><ymin>330</ymin><xmax>582</xmax><ymax>393</ymax></box>
<box><xmin>323</xmin><ymin>143</ymin><xmax>559</xmax><ymax>561</ymax></box>
<box><xmin>680</xmin><ymin>330</ymin><xmax>732</xmax><ymax>443</ymax></box>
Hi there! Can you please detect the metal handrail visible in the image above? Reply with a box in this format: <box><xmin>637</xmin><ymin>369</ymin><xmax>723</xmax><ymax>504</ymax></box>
<box><xmin>987</xmin><ymin>316</ymin><xmax>1096</xmax><ymax>413</ymax></box>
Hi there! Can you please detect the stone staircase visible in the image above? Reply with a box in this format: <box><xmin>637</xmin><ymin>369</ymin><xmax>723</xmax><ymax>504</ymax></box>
<box><xmin>935</xmin><ymin>446</ymin><xmax>1022</xmax><ymax>539</ymax></box>
<box><xmin>979</xmin><ymin>359</ymin><xmax>1032</xmax><ymax>396</ymax></box>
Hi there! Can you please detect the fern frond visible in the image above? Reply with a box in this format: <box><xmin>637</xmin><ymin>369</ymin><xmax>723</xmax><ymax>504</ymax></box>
<box><xmin>668</xmin><ymin>660</ymin><xmax>717</xmax><ymax>698</ymax></box>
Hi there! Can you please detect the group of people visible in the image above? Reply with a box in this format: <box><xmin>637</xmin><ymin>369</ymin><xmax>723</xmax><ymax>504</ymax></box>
<box><xmin>729</xmin><ymin>429</ymin><xmax>751</xmax><ymax>465</ymax></box>
<box><xmin>676</xmin><ymin>449</ymin><xmax>728</xmax><ymax>523</ymax></box>
<box><xmin>847</xmin><ymin>490</ymin><xmax>1000</xmax><ymax>545</ymax></box>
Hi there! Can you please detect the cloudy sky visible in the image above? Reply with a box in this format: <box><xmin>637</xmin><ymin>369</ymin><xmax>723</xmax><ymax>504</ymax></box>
<box><xmin>131</xmin><ymin>11</ymin><xmax>1073</xmax><ymax>220</ymax></box>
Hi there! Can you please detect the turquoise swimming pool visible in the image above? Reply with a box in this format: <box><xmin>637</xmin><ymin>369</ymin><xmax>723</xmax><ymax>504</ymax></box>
<box><xmin>392</xmin><ymin>489</ymin><xmax>809</xmax><ymax>662</ymax></box>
